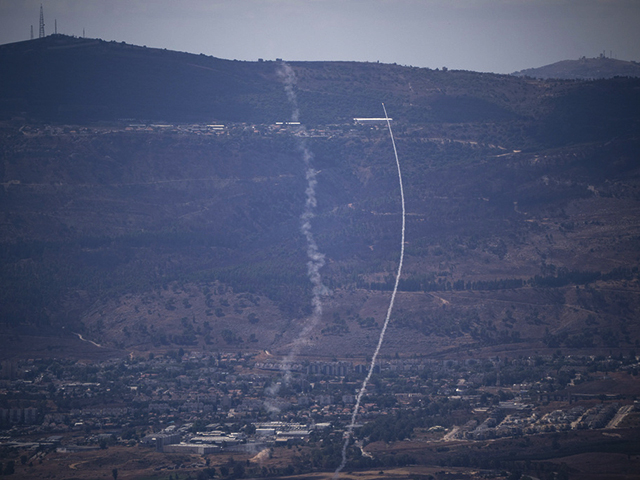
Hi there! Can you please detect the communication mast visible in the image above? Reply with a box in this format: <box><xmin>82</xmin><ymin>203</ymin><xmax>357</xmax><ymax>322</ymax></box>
<box><xmin>39</xmin><ymin>4</ymin><xmax>45</xmax><ymax>38</ymax></box>
<box><xmin>30</xmin><ymin>25</ymin><xmax>34</xmax><ymax>40</ymax></box>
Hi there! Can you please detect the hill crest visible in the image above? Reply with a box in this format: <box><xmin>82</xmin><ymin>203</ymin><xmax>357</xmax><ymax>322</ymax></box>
<box><xmin>1</xmin><ymin>35</ymin><xmax>640</xmax><ymax>361</ymax></box>
<box><xmin>512</xmin><ymin>55</ymin><xmax>640</xmax><ymax>80</ymax></box>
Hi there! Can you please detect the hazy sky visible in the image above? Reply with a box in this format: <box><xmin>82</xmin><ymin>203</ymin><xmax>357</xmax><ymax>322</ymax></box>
<box><xmin>1</xmin><ymin>0</ymin><xmax>639</xmax><ymax>73</ymax></box>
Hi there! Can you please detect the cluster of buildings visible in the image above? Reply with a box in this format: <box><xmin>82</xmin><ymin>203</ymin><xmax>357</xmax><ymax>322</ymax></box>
<box><xmin>0</xmin><ymin>407</ymin><xmax>38</xmax><ymax>427</ymax></box>
<box><xmin>451</xmin><ymin>401</ymin><xmax>627</xmax><ymax>441</ymax></box>
<box><xmin>0</xmin><ymin>350</ymin><xmax>638</xmax><ymax>456</ymax></box>
<box><xmin>141</xmin><ymin>420</ymin><xmax>332</xmax><ymax>455</ymax></box>
<box><xmin>16</xmin><ymin>118</ymin><xmax>391</xmax><ymax>140</ymax></box>
<box><xmin>256</xmin><ymin>360</ymin><xmax>354</xmax><ymax>376</ymax></box>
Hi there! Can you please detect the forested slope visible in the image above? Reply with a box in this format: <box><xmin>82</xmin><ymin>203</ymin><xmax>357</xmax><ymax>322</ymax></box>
<box><xmin>1</xmin><ymin>35</ymin><xmax>640</xmax><ymax>359</ymax></box>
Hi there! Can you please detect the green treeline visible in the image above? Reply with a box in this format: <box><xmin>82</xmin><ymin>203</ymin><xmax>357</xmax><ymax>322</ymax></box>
<box><xmin>359</xmin><ymin>267</ymin><xmax>638</xmax><ymax>293</ymax></box>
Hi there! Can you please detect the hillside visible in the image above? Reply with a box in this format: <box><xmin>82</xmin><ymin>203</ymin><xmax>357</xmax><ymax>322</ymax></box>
<box><xmin>512</xmin><ymin>55</ymin><xmax>640</xmax><ymax>80</ymax></box>
<box><xmin>1</xmin><ymin>36</ymin><xmax>640</xmax><ymax>361</ymax></box>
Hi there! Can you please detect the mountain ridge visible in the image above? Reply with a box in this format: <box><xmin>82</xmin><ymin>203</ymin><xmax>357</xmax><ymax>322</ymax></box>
<box><xmin>1</xmin><ymin>35</ymin><xmax>640</xmax><ymax>361</ymax></box>
<box><xmin>512</xmin><ymin>55</ymin><xmax>640</xmax><ymax>80</ymax></box>
<box><xmin>0</xmin><ymin>34</ymin><xmax>577</xmax><ymax>125</ymax></box>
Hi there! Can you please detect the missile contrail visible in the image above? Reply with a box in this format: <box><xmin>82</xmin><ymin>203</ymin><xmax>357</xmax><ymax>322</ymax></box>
<box><xmin>334</xmin><ymin>103</ymin><xmax>405</xmax><ymax>478</ymax></box>
<box><xmin>265</xmin><ymin>62</ymin><xmax>329</xmax><ymax>407</ymax></box>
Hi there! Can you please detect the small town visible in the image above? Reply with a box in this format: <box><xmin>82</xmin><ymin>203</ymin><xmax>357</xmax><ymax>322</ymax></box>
<box><xmin>1</xmin><ymin>350</ymin><xmax>639</xmax><ymax>478</ymax></box>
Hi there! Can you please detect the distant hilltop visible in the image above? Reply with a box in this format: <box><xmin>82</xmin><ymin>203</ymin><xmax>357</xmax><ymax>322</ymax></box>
<box><xmin>512</xmin><ymin>55</ymin><xmax>640</xmax><ymax>80</ymax></box>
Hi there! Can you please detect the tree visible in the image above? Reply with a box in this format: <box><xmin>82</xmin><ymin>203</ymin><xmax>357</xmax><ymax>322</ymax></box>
<box><xmin>202</xmin><ymin>467</ymin><xmax>216</xmax><ymax>478</ymax></box>
<box><xmin>232</xmin><ymin>461</ymin><xmax>245</xmax><ymax>478</ymax></box>
<box><xmin>4</xmin><ymin>461</ymin><xmax>15</xmax><ymax>475</ymax></box>
<box><xmin>112</xmin><ymin>468</ymin><xmax>118</xmax><ymax>480</ymax></box>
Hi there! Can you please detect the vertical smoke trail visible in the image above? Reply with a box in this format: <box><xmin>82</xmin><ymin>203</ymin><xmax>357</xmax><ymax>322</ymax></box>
<box><xmin>270</xmin><ymin>62</ymin><xmax>328</xmax><ymax>393</ymax></box>
<box><xmin>334</xmin><ymin>104</ymin><xmax>405</xmax><ymax>478</ymax></box>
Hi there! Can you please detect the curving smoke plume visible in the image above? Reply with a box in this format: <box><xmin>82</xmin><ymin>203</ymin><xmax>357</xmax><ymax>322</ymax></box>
<box><xmin>334</xmin><ymin>104</ymin><xmax>406</xmax><ymax>478</ymax></box>
<box><xmin>267</xmin><ymin>62</ymin><xmax>329</xmax><ymax>402</ymax></box>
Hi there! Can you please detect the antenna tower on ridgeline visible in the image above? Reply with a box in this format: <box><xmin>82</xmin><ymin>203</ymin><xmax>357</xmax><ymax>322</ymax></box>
<box><xmin>39</xmin><ymin>4</ymin><xmax>45</xmax><ymax>38</ymax></box>
<box><xmin>30</xmin><ymin>25</ymin><xmax>34</xmax><ymax>40</ymax></box>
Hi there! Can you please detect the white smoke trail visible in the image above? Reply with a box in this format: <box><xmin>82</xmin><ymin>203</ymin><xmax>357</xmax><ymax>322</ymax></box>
<box><xmin>334</xmin><ymin>104</ymin><xmax>405</xmax><ymax>478</ymax></box>
<box><xmin>279</xmin><ymin>62</ymin><xmax>301</xmax><ymax>122</ymax></box>
<box><xmin>267</xmin><ymin>62</ymin><xmax>328</xmax><ymax>399</ymax></box>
